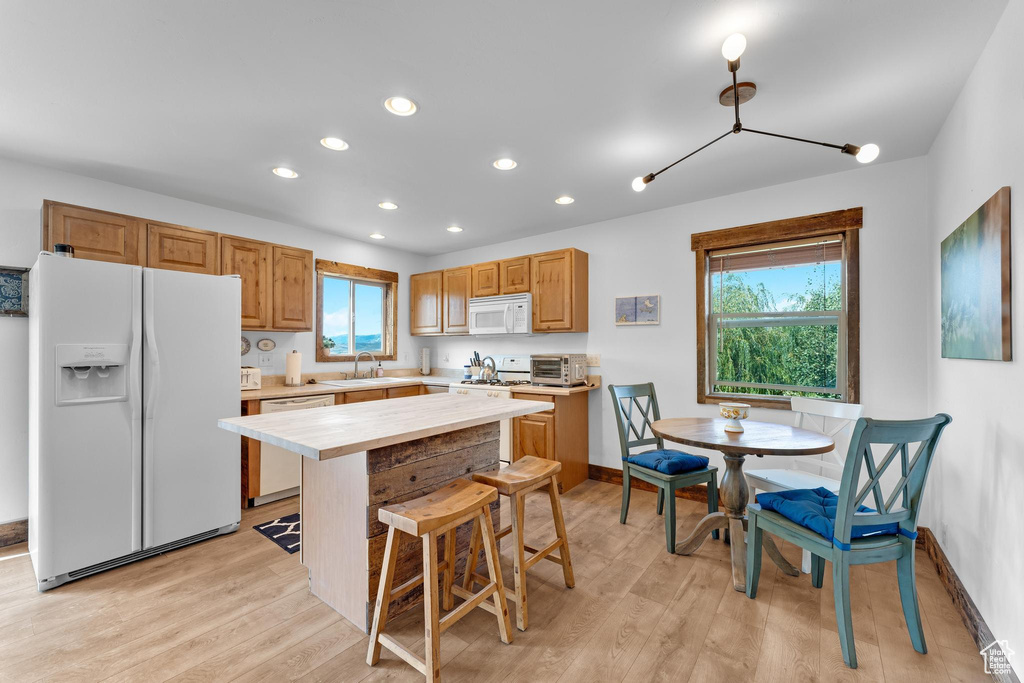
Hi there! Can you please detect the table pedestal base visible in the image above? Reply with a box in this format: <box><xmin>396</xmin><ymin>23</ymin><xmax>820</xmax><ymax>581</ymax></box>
<box><xmin>674</xmin><ymin>453</ymin><xmax>800</xmax><ymax>591</ymax></box>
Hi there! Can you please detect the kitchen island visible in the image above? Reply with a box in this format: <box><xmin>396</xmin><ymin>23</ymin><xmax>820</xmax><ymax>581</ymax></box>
<box><xmin>218</xmin><ymin>393</ymin><xmax>551</xmax><ymax>631</ymax></box>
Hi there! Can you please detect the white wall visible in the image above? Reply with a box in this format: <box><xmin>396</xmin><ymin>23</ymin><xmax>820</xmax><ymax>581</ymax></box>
<box><xmin>426</xmin><ymin>156</ymin><xmax>933</xmax><ymax>477</ymax></box>
<box><xmin>924</xmin><ymin>0</ymin><xmax>1023</xmax><ymax>666</ymax></box>
<box><xmin>0</xmin><ymin>157</ymin><xmax>430</xmax><ymax>524</ymax></box>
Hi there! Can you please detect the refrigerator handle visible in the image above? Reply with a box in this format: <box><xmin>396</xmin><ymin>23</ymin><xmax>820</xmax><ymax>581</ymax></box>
<box><xmin>130</xmin><ymin>268</ymin><xmax>143</xmax><ymax>552</ymax></box>
<box><xmin>144</xmin><ymin>274</ymin><xmax>160</xmax><ymax>419</ymax></box>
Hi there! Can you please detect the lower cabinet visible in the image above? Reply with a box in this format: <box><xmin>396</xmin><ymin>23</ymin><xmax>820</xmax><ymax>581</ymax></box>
<box><xmin>511</xmin><ymin>390</ymin><xmax>590</xmax><ymax>492</ymax></box>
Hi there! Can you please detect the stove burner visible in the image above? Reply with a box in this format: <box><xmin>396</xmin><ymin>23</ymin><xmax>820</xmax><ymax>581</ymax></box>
<box><xmin>460</xmin><ymin>379</ymin><xmax>532</xmax><ymax>387</ymax></box>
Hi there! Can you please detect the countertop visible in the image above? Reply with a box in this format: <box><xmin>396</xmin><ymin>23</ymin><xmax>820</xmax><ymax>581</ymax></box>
<box><xmin>219</xmin><ymin>393</ymin><xmax>552</xmax><ymax>461</ymax></box>
<box><xmin>241</xmin><ymin>376</ymin><xmax>452</xmax><ymax>401</ymax></box>
<box><xmin>242</xmin><ymin>375</ymin><xmax>601</xmax><ymax>401</ymax></box>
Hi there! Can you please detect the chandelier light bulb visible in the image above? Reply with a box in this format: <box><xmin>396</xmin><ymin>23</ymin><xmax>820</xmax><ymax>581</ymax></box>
<box><xmin>721</xmin><ymin>33</ymin><xmax>747</xmax><ymax>62</ymax></box>
<box><xmin>855</xmin><ymin>143</ymin><xmax>879</xmax><ymax>164</ymax></box>
<box><xmin>631</xmin><ymin>176</ymin><xmax>647</xmax><ymax>192</ymax></box>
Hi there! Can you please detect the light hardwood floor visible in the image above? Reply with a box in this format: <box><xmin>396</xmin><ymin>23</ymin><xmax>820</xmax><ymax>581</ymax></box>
<box><xmin>0</xmin><ymin>481</ymin><xmax>992</xmax><ymax>682</ymax></box>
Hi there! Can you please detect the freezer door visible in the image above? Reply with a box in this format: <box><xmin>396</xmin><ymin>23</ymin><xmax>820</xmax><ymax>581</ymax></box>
<box><xmin>28</xmin><ymin>255</ymin><xmax>142</xmax><ymax>582</ymax></box>
<box><xmin>142</xmin><ymin>268</ymin><xmax>240</xmax><ymax>549</ymax></box>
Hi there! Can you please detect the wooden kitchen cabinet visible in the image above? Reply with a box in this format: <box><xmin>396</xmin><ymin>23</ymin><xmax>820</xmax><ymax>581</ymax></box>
<box><xmin>386</xmin><ymin>385</ymin><xmax>423</xmax><ymax>399</ymax></box>
<box><xmin>531</xmin><ymin>248</ymin><xmax>588</xmax><ymax>332</ymax></box>
<box><xmin>42</xmin><ymin>201</ymin><xmax>145</xmax><ymax>265</ymax></box>
<box><xmin>221</xmin><ymin>236</ymin><xmax>270</xmax><ymax>329</ymax></box>
<box><xmin>499</xmin><ymin>256</ymin><xmax>531</xmax><ymax>294</ymax></box>
<box><xmin>513</xmin><ymin>411</ymin><xmax>555</xmax><ymax>461</ymax></box>
<box><xmin>410</xmin><ymin>271</ymin><xmax>443</xmax><ymax>335</ymax></box>
<box><xmin>272</xmin><ymin>245</ymin><xmax>313</xmax><ymax>330</ymax></box>
<box><xmin>471</xmin><ymin>261</ymin><xmax>500</xmax><ymax>297</ymax></box>
<box><xmin>511</xmin><ymin>389</ymin><xmax>589</xmax><ymax>491</ymax></box>
<box><xmin>147</xmin><ymin>222</ymin><xmax>220</xmax><ymax>275</ymax></box>
<box><xmin>344</xmin><ymin>389</ymin><xmax>385</xmax><ymax>403</ymax></box>
<box><xmin>442</xmin><ymin>267</ymin><xmax>471</xmax><ymax>334</ymax></box>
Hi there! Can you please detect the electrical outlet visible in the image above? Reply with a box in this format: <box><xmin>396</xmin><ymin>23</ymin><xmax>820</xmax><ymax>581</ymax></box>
<box><xmin>258</xmin><ymin>352</ymin><xmax>273</xmax><ymax>369</ymax></box>
<box><xmin>442</xmin><ymin>353</ymin><xmax>450</xmax><ymax>362</ymax></box>
<box><xmin>403</xmin><ymin>352</ymin><xmax>409</xmax><ymax>362</ymax></box>
<box><xmin>586</xmin><ymin>353</ymin><xmax>601</xmax><ymax>367</ymax></box>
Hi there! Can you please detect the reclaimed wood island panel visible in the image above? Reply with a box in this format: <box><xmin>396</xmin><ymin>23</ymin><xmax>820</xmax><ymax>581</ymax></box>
<box><xmin>218</xmin><ymin>393</ymin><xmax>551</xmax><ymax>631</ymax></box>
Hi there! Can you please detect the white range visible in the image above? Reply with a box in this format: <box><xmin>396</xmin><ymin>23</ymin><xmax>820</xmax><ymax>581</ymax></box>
<box><xmin>448</xmin><ymin>355</ymin><xmax>532</xmax><ymax>464</ymax></box>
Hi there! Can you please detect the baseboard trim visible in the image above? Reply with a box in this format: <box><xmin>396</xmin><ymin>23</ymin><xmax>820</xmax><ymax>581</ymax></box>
<box><xmin>588</xmin><ymin>464</ymin><xmax>709</xmax><ymax>504</ymax></box>
<box><xmin>916</xmin><ymin>526</ymin><xmax>1018</xmax><ymax>682</ymax></box>
<box><xmin>0</xmin><ymin>519</ymin><xmax>28</xmax><ymax>548</ymax></box>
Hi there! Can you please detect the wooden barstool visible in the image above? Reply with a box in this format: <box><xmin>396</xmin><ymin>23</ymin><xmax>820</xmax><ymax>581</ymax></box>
<box><xmin>464</xmin><ymin>456</ymin><xmax>575</xmax><ymax>631</ymax></box>
<box><xmin>367</xmin><ymin>478</ymin><xmax>513</xmax><ymax>682</ymax></box>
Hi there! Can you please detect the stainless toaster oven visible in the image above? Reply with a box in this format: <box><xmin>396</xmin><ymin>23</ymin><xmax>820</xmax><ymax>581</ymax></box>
<box><xmin>530</xmin><ymin>354</ymin><xmax>587</xmax><ymax>387</ymax></box>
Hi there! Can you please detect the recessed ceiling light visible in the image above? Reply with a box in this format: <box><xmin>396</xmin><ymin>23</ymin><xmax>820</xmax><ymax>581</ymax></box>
<box><xmin>320</xmin><ymin>137</ymin><xmax>349</xmax><ymax>151</ymax></box>
<box><xmin>369</xmin><ymin>233</ymin><xmax>386</xmax><ymax>240</ymax></box>
<box><xmin>555</xmin><ymin>195</ymin><xmax>575</xmax><ymax>205</ymax></box>
<box><xmin>384</xmin><ymin>96</ymin><xmax>417</xmax><ymax>116</ymax></box>
<box><xmin>446</xmin><ymin>226</ymin><xmax>463</xmax><ymax>233</ymax></box>
<box><xmin>378</xmin><ymin>201</ymin><xmax>399</xmax><ymax>210</ymax></box>
<box><xmin>493</xmin><ymin>158</ymin><xmax>517</xmax><ymax>170</ymax></box>
<box><xmin>272</xmin><ymin>167</ymin><xmax>298</xmax><ymax>179</ymax></box>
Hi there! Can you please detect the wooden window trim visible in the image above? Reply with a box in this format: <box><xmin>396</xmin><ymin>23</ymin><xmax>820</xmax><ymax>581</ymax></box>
<box><xmin>315</xmin><ymin>259</ymin><xmax>398</xmax><ymax>362</ymax></box>
<box><xmin>693</xmin><ymin>208</ymin><xmax>861</xmax><ymax>410</ymax></box>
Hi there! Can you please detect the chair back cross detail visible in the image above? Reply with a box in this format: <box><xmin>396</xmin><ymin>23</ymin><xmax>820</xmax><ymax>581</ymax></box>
<box><xmin>610</xmin><ymin>383</ymin><xmax>664</xmax><ymax>456</ymax></box>
<box><xmin>833</xmin><ymin>414</ymin><xmax>952</xmax><ymax>546</ymax></box>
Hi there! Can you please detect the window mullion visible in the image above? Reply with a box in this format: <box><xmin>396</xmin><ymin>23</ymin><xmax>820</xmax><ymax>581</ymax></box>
<box><xmin>349</xmin><ymin>280</ymin><xmax>356</xmax><ymax>357</ymax></box>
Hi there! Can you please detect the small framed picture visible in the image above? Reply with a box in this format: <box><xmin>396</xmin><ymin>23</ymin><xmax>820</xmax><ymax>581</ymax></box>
<box><xmin>0</xmin><ymin>266</ymin><xmax>29</xmax><ymax>317</ymax></box>
<box><xmin>615</xmin><ymin>295</ymin><xmax>660</xmax><ymax>326</ymax></box>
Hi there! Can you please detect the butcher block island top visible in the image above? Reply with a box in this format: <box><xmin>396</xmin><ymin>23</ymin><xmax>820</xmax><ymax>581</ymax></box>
<box><xmin>218</xmin><ymin>392</ymin><xmax>552</xmax><ymax>461</ymax></box>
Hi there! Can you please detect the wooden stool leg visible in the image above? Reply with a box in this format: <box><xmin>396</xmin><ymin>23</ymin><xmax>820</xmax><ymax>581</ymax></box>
<box><xmin>462</xmin><ymin>516</ymin><xmax>482</xmax><ymax>591</ymax></box>
<box><xmin>442</xmin><ymin>528</ymin><xmax>456</xmax><ymax>611</ymax></box>
<box><xmin>479</xmin><ymin>505</ymin><xmax>514</xmax><ymax>644</ymax></box>
<box><xmin>548</xmin><ymin>476</ymin><xmax>575</xmax><ymax>588</ymax></box>
<box><xmin>422</xmin><ymin>531</ymin><xmax>442</xmax><ymax>682</ymax></box>
<box><xmin>367</xmin><ymin>526</ymin><xmax>400</xmax><ymax>666</ymax></box>
<box><xmin>510</xmin><ymin>491</ymin><xmax>528</xmax><ymax>631</ymax></box>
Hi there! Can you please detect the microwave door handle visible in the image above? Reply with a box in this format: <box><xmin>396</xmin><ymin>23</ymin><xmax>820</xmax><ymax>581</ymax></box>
<box><xmin>505</xmin><ymin>305</ymin><xmax>513</xmax><ymax>333</ymax></box>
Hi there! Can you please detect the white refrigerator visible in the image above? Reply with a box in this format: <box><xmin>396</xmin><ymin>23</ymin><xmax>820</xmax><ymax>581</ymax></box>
<box><xmin>28</xmin><ymin>253</ymin><xmax>241</xmax><ymax>591</ymax></box>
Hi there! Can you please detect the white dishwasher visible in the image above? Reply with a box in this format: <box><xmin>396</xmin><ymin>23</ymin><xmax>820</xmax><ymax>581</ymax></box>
<box><xmin>255</xmin><ymin>394</ymin><xmax>333</xmax><ymax>505</ymax></box>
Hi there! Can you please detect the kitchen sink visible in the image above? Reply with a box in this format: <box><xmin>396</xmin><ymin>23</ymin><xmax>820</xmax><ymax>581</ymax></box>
<box><xmin>318</xmin><ymin>377</ymin><xmax>415</xmax><ymax>388</ymax></box>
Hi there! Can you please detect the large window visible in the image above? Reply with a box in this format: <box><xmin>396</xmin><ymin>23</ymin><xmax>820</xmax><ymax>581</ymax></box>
<box><xmin>692</xmin><ymin>209</ymin><xmax>861</xmax><ymax>408</ymax></box>
<box><xmin>315</xmin><ymin>260</ymin><xmax>397</xmax><ymax>362</ymax></box>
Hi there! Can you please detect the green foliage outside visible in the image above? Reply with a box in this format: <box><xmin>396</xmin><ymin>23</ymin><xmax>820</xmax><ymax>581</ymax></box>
<box><xmin>711</xmin><ymin>267</ymin><xmax>841</xmax><ymax>399</ymax></box>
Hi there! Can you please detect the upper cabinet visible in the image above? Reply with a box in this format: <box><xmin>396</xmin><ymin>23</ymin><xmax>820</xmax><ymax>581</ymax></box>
<box><xmin>42</xmin><ymin>201</ymin><xmax>145</xmax><ymax>265</ymax></box>
<box><xmin>40</xmin><ymin>200</ymin><xmax>314</xmax><ymax>331</ymax></box>
<box><xmin>470</xmin><ymin>261</ymin><xmax>500</xmax><ymax>297</ymax></box>
<box><xmin>442</xmin><ymin>267</ymin><xmax>471</xmax><ymax>334</ymax></box>
<box><xmin>272</xmin><ymin>246</ymin><xmax>314</xmax><ymax>330</ymax></box>
<box><xmin>531</xmin><ymin>248</ymin><xmax>588</xmax><ymax>332</ymax></box>
<box><xmin>221</xmin><ymin>236</ymin><xmax>270</xmax><ymax>328</ymax></box>
<box><xmin>410</xmin><ymin>247</ymin><xmax>587</xmax><ymax>335</ymax></box>
<box><xmin>410</xmin><ymin>271</ymin><xmax>443</xmax><ymax>335</ymax></box>
<box><xmin>499</xmin><ymin>257</ymin><xmax>530</xmax><ymax>294</ymax></box>
<box><xmin>147</xmin><ymin>222</ymin><xmax>219</xmax><ymax>274</ymax></box>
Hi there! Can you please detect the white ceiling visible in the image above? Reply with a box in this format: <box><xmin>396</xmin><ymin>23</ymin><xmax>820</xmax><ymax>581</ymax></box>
<box><xmin>0</xmin><ymin>1</ymin><xmax>1007</xmax><ymax>254</ymax></box>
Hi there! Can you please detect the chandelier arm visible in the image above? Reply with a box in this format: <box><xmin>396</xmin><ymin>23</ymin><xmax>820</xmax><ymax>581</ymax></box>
<box><xmin>650</xmin><ymin>129</ymin><xmax>734</xmax><ymax>179</ymax></box>
<box><xmin>732</xmin><ymin>69</ymin><xmax>741</xmax><ymax>128</ymax></box>
<box><xmin>741</xmin><ymin>127</ymin><xmax>846</xmax><ymax>151</ymax></box>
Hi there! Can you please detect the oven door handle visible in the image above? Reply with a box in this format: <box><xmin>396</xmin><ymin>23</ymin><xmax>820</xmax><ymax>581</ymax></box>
<box><xmin>504</xmin><ymin>305</ymin><xmax>514</xmax><ymax>333</ymax></box>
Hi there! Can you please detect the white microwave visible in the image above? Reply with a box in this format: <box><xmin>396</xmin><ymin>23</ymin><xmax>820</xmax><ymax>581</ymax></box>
<box><xmin>468</xmin><ymin>293</ymin><xmax>532</xmax><ymax>335</ymax></box>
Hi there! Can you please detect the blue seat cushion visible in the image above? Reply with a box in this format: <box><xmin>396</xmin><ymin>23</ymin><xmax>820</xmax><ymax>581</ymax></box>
<box><xmin>755</xmin><ymin>487</ymin><xmax>898</xmax><ymax>543</ymax></box>
<box><xmin>626</xmin><ymin>449</ymin><xmax>709</xmax><ymax>475</ymax></box>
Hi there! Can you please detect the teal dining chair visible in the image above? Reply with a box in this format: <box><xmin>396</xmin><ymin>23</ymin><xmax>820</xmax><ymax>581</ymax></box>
<box><xmin>745</xmin><ymin>413</ymin><xmax>952</xmax><ymax>669</ymax></box>
<box><xmin>609</xmin><ymin>383</ymin><xmax>719</xmax><ymax>553</ymax></box>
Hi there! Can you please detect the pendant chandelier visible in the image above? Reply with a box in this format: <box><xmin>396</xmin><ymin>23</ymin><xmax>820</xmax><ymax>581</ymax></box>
<box><xmin>632</xmin><ymin>34</ymin><xmax>879</xmax><ymax>192</ymax></box>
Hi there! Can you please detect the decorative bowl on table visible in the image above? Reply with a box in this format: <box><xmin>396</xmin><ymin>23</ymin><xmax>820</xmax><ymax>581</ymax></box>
<box><xmin>719</xmin><ymin>402</ymin><xmax>750</xmax><ymax>432</ymax></box>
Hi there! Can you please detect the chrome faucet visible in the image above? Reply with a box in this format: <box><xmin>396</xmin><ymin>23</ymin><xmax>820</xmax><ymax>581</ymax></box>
<box><xmin>354</xmin><ymin>351</ymin><xmax>376</xmax><ymax>378</ymax></box>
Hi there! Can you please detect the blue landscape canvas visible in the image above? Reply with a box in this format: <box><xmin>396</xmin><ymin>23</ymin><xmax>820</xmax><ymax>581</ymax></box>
<box><xmin>940</xmin><ymin>187</ymin><xmax>1011</xmax><ymax>361</ymax></box>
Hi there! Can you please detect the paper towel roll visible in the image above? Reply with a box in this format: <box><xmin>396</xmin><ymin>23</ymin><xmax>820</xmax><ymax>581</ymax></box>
<box><xmin>285</xmin><ymin>350</ymin><xmax>302</xmax><ymax>386</ymax></box>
